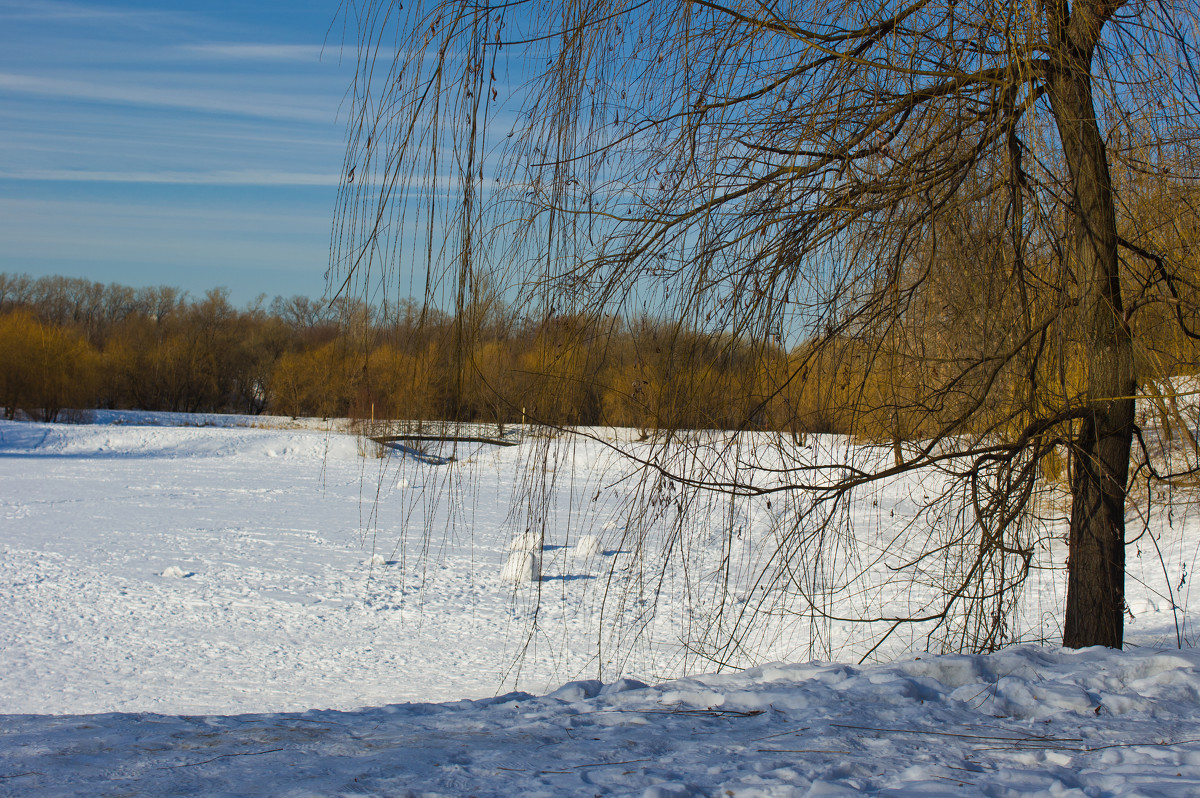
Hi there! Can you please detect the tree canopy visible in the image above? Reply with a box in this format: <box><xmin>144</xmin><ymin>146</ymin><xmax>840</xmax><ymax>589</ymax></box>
<box><xmin>335</xmin><ymin>0</ymin><xmax>1200</xmax><ymax>658</ymax></box>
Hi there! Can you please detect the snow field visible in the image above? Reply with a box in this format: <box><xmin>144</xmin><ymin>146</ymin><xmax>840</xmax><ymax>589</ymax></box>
<box><xmin>4</xmin><ymin>414</ymin><xmax>1200</xmax><ymax>794</ymax></box>
<box><xmin>3</xmin><ymin>416</ymin><xmax>1198</xmax><ymax>716</ymax></box>
<box><xmin>0</xmin><ymin>418</ymin><xmax>701</xmax><ymax>715</ymax></box>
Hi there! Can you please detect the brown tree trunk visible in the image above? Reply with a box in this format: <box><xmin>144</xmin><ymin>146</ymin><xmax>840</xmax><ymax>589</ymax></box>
<box><xmin>1045</xmin><ymin>0</ymin><xmax>1135</xmax><ymax>649</ymax></box>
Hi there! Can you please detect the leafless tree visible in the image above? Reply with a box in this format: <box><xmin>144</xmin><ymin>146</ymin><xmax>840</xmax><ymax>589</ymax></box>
<box><xmin>334</xmin><ymin>0</ymin><xmax>1200</xmax><ymax>660</ymax></box>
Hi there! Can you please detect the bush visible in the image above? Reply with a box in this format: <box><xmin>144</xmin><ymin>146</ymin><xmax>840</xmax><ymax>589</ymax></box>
<box><xmin>0</xmin><ymin>310</ymin><xmax>100</xmax><ymax>421</ymax></box>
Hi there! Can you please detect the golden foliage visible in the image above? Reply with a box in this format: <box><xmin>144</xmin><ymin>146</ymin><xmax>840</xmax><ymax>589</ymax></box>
<box><xmin>0</xmin><ymin>309</ymin><xmax>99</xmax><ymax>421</ymax></box>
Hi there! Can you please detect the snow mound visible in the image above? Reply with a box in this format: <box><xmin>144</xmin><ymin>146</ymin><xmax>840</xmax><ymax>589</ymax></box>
<box><xmin>500</xmin><ymin>550</ymin><xmax>540</xmax><ymax>583</ymax></box>
<box><xmin>0</xmin><ymin>419</ymin><xmax>360</xmax><ymax>462</ymax></box>
<box><xmin>547</xmin><ymin>679</ymin><xmax>603</xmax><ymax>702</ymax></box>
<box><xmin>573</xmin><ymin>534</ymin><xmax>601</xmax><ymax>559</ymax></box>
<box><xmin>508</xmin><ymin>531</ymin><xmax>541</xmax><ymax>552</ymax></box>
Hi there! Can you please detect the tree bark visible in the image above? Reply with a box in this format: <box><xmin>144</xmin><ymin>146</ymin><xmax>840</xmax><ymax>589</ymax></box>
<box><xmin>1044</xmin><ymin>0</ymin><xmax>1135</xmax><ymax>649</ymax></box>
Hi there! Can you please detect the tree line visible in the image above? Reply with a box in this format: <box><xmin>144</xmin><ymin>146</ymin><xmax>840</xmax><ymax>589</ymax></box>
<box><xmin>4</xmin><ymin>260</ymin><xmax>1197</xmax><ymax>439</ymax></box>
<box><xmin>0</xmin><ymin>272</ymin><xmax>781</xmax><ymax>430</ymax></box>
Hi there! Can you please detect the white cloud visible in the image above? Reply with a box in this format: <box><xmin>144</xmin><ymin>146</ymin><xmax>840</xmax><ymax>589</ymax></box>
<box><xmin>181</xmin><ymin>43</ymin><xmax>335</xmax><ymax>62</ymax></box>
<box><xmin>0</xmin><ymin>196</ymin><xmax>328</xmax><ymax>228</ymax></box>
<box><xmin>0</xmin><ymin>73</ymin><xmax>334</xmax><ymax>124</ymax></box>
<box><xmin>0</xmin><ymin>168</ymin><xmax>339</xmax><ymax>187</ymax></box>
<box><xmin>0</xmin><ymin>0</ymin><xmax>175</xmax><ymax>23</ymax></box>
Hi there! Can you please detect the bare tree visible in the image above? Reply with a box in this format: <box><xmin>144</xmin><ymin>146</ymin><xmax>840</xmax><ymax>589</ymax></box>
<box><xmin>334</xmin><ymin>0</ymin><xmax>1200</xmax><ymax>658</ymax></box>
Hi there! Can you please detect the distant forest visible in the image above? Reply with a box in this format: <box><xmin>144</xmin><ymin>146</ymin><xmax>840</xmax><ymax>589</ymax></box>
<box><xmin>3</xmin><ymin>272</ymin><xmax>1197</xmax><ymax>438</ymax></box>
<box><xmin>0</xmin><ymin>273</ymin><xmax>788</xmax><ymax>432</ymax></box>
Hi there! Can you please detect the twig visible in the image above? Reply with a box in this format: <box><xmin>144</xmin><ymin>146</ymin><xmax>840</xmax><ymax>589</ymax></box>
<box><xmin>644</xmin><ymin>708</ymin><xmax>765</xmax><ymax>717</ymax></box>
<box><xmin>830</xmin><ymin>724</ymin><xmax>1079</xmax><ymax>743</ymax></box>
<box><xmin>1147</xmin><ymin>525</ymin><xmax>1184</xmax><ymax>648</ymax></box>
<box><xmin>158</xmin><ymin>748</ymin><xmax>285</xmax><ymax>769</ymax></box>
<box><xmin>752</xmin><ymin>726</ymin><xmax>811</xmax><ymax>742</ymax></box>
<box><xmin>603</xmin><ymin>707</ymin><xmax>764</xmax><ymax>717</ymax></box>
<box><xmin>944</xmin><ymin>763</ymin><xmax>988</xmax><ymax>773</ymax></box>
<box><xmin>972</xmin><ymin>737</ymin><xmax>1200</xmax><ymax>754</ymax></box>
<box><xmin>569</xmin><ymin>758</ymin><xmax>653</xmax><ymax>768</ymax></box>
<box><xmin>498</xmin><ymin>758</ymin><xmax>654</xmax><ymax>773</ymax></box>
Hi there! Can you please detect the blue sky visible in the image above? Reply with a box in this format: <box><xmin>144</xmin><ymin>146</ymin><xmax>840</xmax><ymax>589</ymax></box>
<box><xmin>0</xmin><ymin>0</ymin><xmax>356</xmax><ymax>303</ymax></box>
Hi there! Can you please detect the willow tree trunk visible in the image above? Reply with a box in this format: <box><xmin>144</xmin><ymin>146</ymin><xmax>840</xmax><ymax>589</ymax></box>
<box><xmin>1045</xmin><ymin>0</ymin><xmax>1135</xmax><ymax>649</ymax></box>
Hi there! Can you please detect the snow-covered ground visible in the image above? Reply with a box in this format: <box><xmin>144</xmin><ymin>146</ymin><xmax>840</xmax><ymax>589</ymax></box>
<box><xmin>6</xmin><ymin>645</ymin><xmax>1200</xmax><ymax>796</ymax></box>
<box><xmin>3</xmin><ymin>414</ymin><xmax>1200</xmax><ymax>795</ymax></box>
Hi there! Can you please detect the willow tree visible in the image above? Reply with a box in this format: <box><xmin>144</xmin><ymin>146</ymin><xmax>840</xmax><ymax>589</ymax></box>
<box><xmin>334</xmin><ymin>0</ymin><xmax>1200</xmax><ymax>657</ymax></box>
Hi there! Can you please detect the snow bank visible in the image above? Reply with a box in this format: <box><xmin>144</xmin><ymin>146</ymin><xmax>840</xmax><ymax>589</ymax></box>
<box><xmin>0</xmin><ymin>418</ymin><xmax>361</xmax><ymax>461</ymax></box>
<box><xmin>89</xmin><ymin>408</ymin><xmax>354</xmax><ymax>432</ymax></box>
<box><xmin>5</xmin><ymin>645</ymin><xmax>1200</xmax><ymax>796</ymax></box>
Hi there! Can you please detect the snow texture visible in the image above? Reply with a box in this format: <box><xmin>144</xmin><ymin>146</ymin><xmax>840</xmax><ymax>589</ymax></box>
<box><xmin>3</xmin><ymin>414</ymin><xmax>1200</xmax><ymax>794</ymax></box>
<box><xmin>5</xmin><ymin>646</ymin><xmax>1200</xmax><ymax>795</ymax></box>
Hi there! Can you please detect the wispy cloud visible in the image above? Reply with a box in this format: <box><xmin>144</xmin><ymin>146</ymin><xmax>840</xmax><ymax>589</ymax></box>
<box><xmin>0</xmin><ymin>0</ymin><xmax>195</xmax><ymax>40</ymax></box>
<box><xmin>0</xmin><ymin>73</ymin><xmax>334</xmax><ymax>124</ymax></box>
<box><xmin>182</xmin><ymin>43</ymin><xmax>334</xmax><ymax>62</ymax></box>
<box><xmin>0</xmin><ymin>196</ymin><xmax>330</xmax><ymax>229</ymax></box>
<box><xmin>0</xmin><ymin>0</ymin><xmax>175</xmax><ymax>23</ymax></box>
<box><xmin>0</xmin><ymin>168</ymin><xmax>340</xmax><ymax>187</ymax></box>
<box><xmin>0</xmin><ymin>0</ymin><xmax>355</xmax><ymax>300</ymax></box>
